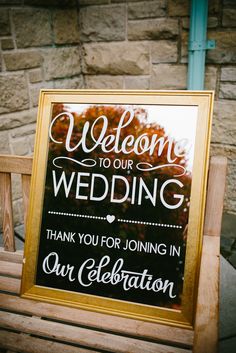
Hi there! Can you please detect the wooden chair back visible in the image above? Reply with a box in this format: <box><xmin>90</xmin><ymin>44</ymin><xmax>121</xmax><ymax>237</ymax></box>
<box><xmin>0</xmin><ymin>154</ymin><xmax>227</xmax><ymax>353</ymax></box>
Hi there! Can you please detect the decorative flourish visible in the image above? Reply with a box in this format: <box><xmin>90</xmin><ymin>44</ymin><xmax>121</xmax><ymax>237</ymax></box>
<box><xmin>52</xmin><ymin>157</ymin><xmax>97</xmax><ymax>169</ymax></box>
<box><xmin>136</xmin><ymin>162</ymin><xmax>186</xmax><ymax>177</ymax></box>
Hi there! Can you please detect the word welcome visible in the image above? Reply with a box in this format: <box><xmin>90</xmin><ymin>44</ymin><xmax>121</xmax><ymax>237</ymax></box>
<box><xmin>49</xmin><ymin>109</ymin><xmax>190</xmax><ymax>163</ymax></box>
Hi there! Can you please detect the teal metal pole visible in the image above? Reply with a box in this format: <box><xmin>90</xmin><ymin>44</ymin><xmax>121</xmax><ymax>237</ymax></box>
<box><xmin>187</xmin><ymin>0</ymin><xmax>215</xmax><ymax>90</ymax></box>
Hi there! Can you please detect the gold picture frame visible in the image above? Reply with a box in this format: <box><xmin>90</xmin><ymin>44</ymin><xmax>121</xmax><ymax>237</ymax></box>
<box><xmin>21</xmin><ymin>90</ymin><xmax>214</xmax><ymax>329</ymax></box>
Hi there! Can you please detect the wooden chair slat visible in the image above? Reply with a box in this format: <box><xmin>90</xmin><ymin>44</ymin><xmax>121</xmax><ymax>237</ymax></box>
<box><xmin>0</xmin><ymin>311</ymin><xmax>191</xmax><ymax>353</ymax></box>
<box><xmin>0</xmin><ymin>330</ymin><xmax>100</xmax><ymax>353</ymax></box>
<box><xmin>0</xmin><ymin>260</ymin><xmax>22</xmax><ymax>277</ymax></box>
<box><xmin>0</xmin><ymin>292</ymin><xmax>193</xmax><ymax>347</ymax></box>
<box><xmin>0</xmin><ymin>248</ymin><xmax>23</xmax><ymax>263</ymax></box>
<box><xmin>0</xmin><ymin>173</ymin><xmax>15</xmax><ymax>252</ymax></box>
<box><xmin>193</xmin><ymin>236</ymin><xmax>220</xmax><ymax>353</ymax></box>
<box><xmin>204</xmin><ymin>156</ymin><xmax>227</xmax><ymax>237</ymax></box>
<box><xmin>0</xmin><ymin>155</ymin><xmax>32</xmax><ymax>175</ymax></box>
<box><xmin>0</xmin><ymin>276</ymin><xmax>21</xmax><ymax>294</ymax></box>
<box><xmin>21</xmin><ymin>174</ymin><xmax>31</xmax><ymax>227</ymax></box>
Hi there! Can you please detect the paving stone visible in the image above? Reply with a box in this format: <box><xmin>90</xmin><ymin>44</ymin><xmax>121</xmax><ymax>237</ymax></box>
<box><xmin>222</xmin><ymin>213</ymin><xmax>236</xmax><ymax>240</ymax></box>
<box><xmin>12</xmin><ymin>9</ymin><xmax>52</xmax><ymax>48</ymax></box>
<box><xmin>80</xmin><ymin>4</ymin><xmax>126</xmax><ymax>42</ymax></box>
<box><xmin>228</xmin><ymin>252</ymin><xmax>236</xmax><ymax>269</ymax></box>
<box><xmin>221</xmin><ymin>236</ymin><xmax>235</xmax><ymax>258</ymax></box>
<box><xmin>220</xmin><ymin>256</ymin><xmax>236</xmax><ymax>339</ymax></box>
<box><xmin>219</xmin><ymin>337</ymin><xmax>236</xmax><ymax>353</ymax></box>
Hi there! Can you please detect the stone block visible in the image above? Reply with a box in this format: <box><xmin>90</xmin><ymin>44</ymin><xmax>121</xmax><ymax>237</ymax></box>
<box><xmin>0</xmin><ymin>9</ymin><xmax>10</xmax><ymax>36</ymax></box>
<box><xmin>221</xmin><ymin>67</ymin><xmax>236</xmax><ymax>81</ymax></box>
<box><xmin>4</xmin><ymin>51</ymin><xmax>42</xmax><ymax>71</ymax></box>
<box><xmin>11</xmin><ymin>136</ymin><xmax>30</xmax><ymax>156</ymax></box>
<box><xmin>83</xmin><ymin>42</ymin><xmax>150</xmax><ymax>75</ymax></box>
<box><xmin>1</xmin><ymin>38</ymin><xmax>14</xmax><ymax>50</ymax></box>
<box><xmin>208</xmin><ymin>0</ymin><xmax>220</xmax><ymax>15</ymax></box>
<box><xmin>24</xmin><ymin>0</ymin><xmax>76</xmax><ymax>7</ymax></box>
<box><xmin>11</xmin><ymin>174</ymin><xmax>22</xmax><ymax>201</ymax></box>
<box><xmin>168</xmin><ymin>0</ymin><xmax>189</xmax><ymax>17</ymax></box>
<box><xmin>210</xmin><ymin>143</ymin><xmax>236</xmax><ymax>213</ymax></box>
<box><xmin>54</xmin><ymin>76</ymin><xmax>84</xmax><ymax>89</ymax></box>
<box><xmin>13</xmin><ymin>199</ymin><xmax>23</xmax><ymax>226</ymax></box>
<box><xmin>0</xmin><ymin>131</ymin><xmax>10</xmax><ymax>154</ymax></box>
<box><xmin>12</xmin><ymin>9</ymin><xmax>52</xmax><ymax>48</ymax></box>
<box><xmin>0</xmin><ymin>73</ymin><xmax>29</xmax><ymax>114</ymax></box>
<box><xmin>128</xmin><ymin>1</ymin><xmax>166</xmax><ymax>19</ymax></box>
<box><xmin>85</xmin><ymin>75</ymin><xmax>123</xmax><ymax>89</ymax></box>
<box><xmin>223</xmin><ymin>9</ymin><xmax>236</xmax><ymax>27</ymax></box>
<box><xmin>10</xmin><ymin>123</ymin><xmax>36</xmax><ymax>139</ymax></box>
<box><xmin>220</xmin><ymin>83</ymin><xmax>236</xmax><ymax>99</ymax></box>
<box><xmin>182</xmin><ymin>17</ymin><xmax>218</xmax><ymax>29</ymax></box>
<box><xmin>212</xmin><ymin>100</ymin><xmax>236</xmax><ymax>146</ymax></box>
<box><xmin>79</xmin><ymin>0</ymin><xmax>108</xmax><ymax>5</ymax></box>
<box><xmin>205</xmin><ymin>66</ymin><xmax>218</xmax><ymax>90</ymax></box>
<box><xmin>124</xmin><ymin>76</ymin><xmax>149</xmax><ymax>89</ymax></box>
<box><xmin>28</xmin><ymin>69</ymin><xmax>43</xmax><ymax>83</ymax></box>
<box><xmin>128</xmin><ymin>18</ymin><xmax>178</xmax><ymax>40</ymax></box>
<box><xmin>43</xmin><ymin>47</ymin><xmax>81</xmax><ymax>81</ymax></box>
<box><xmin>80</xmin><ymin>4</ymin><xmax>126</xmax><ymax>42</ymax></box>
<box><xmin>207</xmin><ymin>31</ymin><xmax>236</xmax><ymax>63</ymax></box>
<box><xmin>151</xmin><ymin>40</ymin><xmax>178</xmax><ymax>63</ymax></box>
<box><xmin>180</xmin><ymin>30</ymin><xmax>188</xmax><ymax>63</ymax></box>
<box><xmin>53</xmin><ymin>9</ymin><xmax>80</xmax><ymax>44</ymax></box>
<box><xmin>0</xmin><ymin>108</ymin><xmax>37</xmax><ymax>131</ymax></box>
<box><xmin>28</xmin><ymin>134</ymin><xmax>36</xmax><ymax>153</ymax></box>
<box><xmin>30</xmin><ymin>81</ymin><xmax>54</xmax><ymax>107</ymax></box>
<box><xmin>150</xmin><ymin>64</ymin><xmax>187</xmax><ymax>89</ymax></box>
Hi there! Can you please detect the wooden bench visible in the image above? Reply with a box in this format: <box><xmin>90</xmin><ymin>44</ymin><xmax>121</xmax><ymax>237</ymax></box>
<box><xmin>0</xmin><ymin>154</ymin><xmax>227</xmax><ymax>353</ymax></box>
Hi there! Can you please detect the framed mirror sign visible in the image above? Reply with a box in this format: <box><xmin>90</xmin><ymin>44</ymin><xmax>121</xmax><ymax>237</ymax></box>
<box><xmin>21</xmin><ymin>90</ymin><xmax>214</xmax><ymax>328</ymax></box>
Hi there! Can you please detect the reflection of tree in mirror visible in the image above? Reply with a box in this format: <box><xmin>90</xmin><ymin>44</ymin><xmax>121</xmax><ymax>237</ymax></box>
<box><xmin>42</xmin><ymin>103</ymin><xmax>192</xmax><ymax>308</ymax></box>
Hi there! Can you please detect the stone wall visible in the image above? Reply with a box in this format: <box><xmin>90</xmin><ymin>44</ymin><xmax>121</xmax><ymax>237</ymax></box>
<box><xmin>0</xmin><ymin>0</ymin><xmax>235</xmax><ymax>227</ymax></box>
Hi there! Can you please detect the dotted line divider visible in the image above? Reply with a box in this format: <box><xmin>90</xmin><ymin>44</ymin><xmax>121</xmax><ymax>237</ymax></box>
<box><xmin>48</xmin><ymin>211</ymin><xmax>182</xmax><ymax>229</ymax></box>
<box><xmin>117</xmin><ymin>219</ymin><xmax>182</xmax><ymax>229</ymax></box>
<box><xmin>48</xmin><ymin>211</ymin><xmax>105</xmax><ymax>221</ymax></box>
